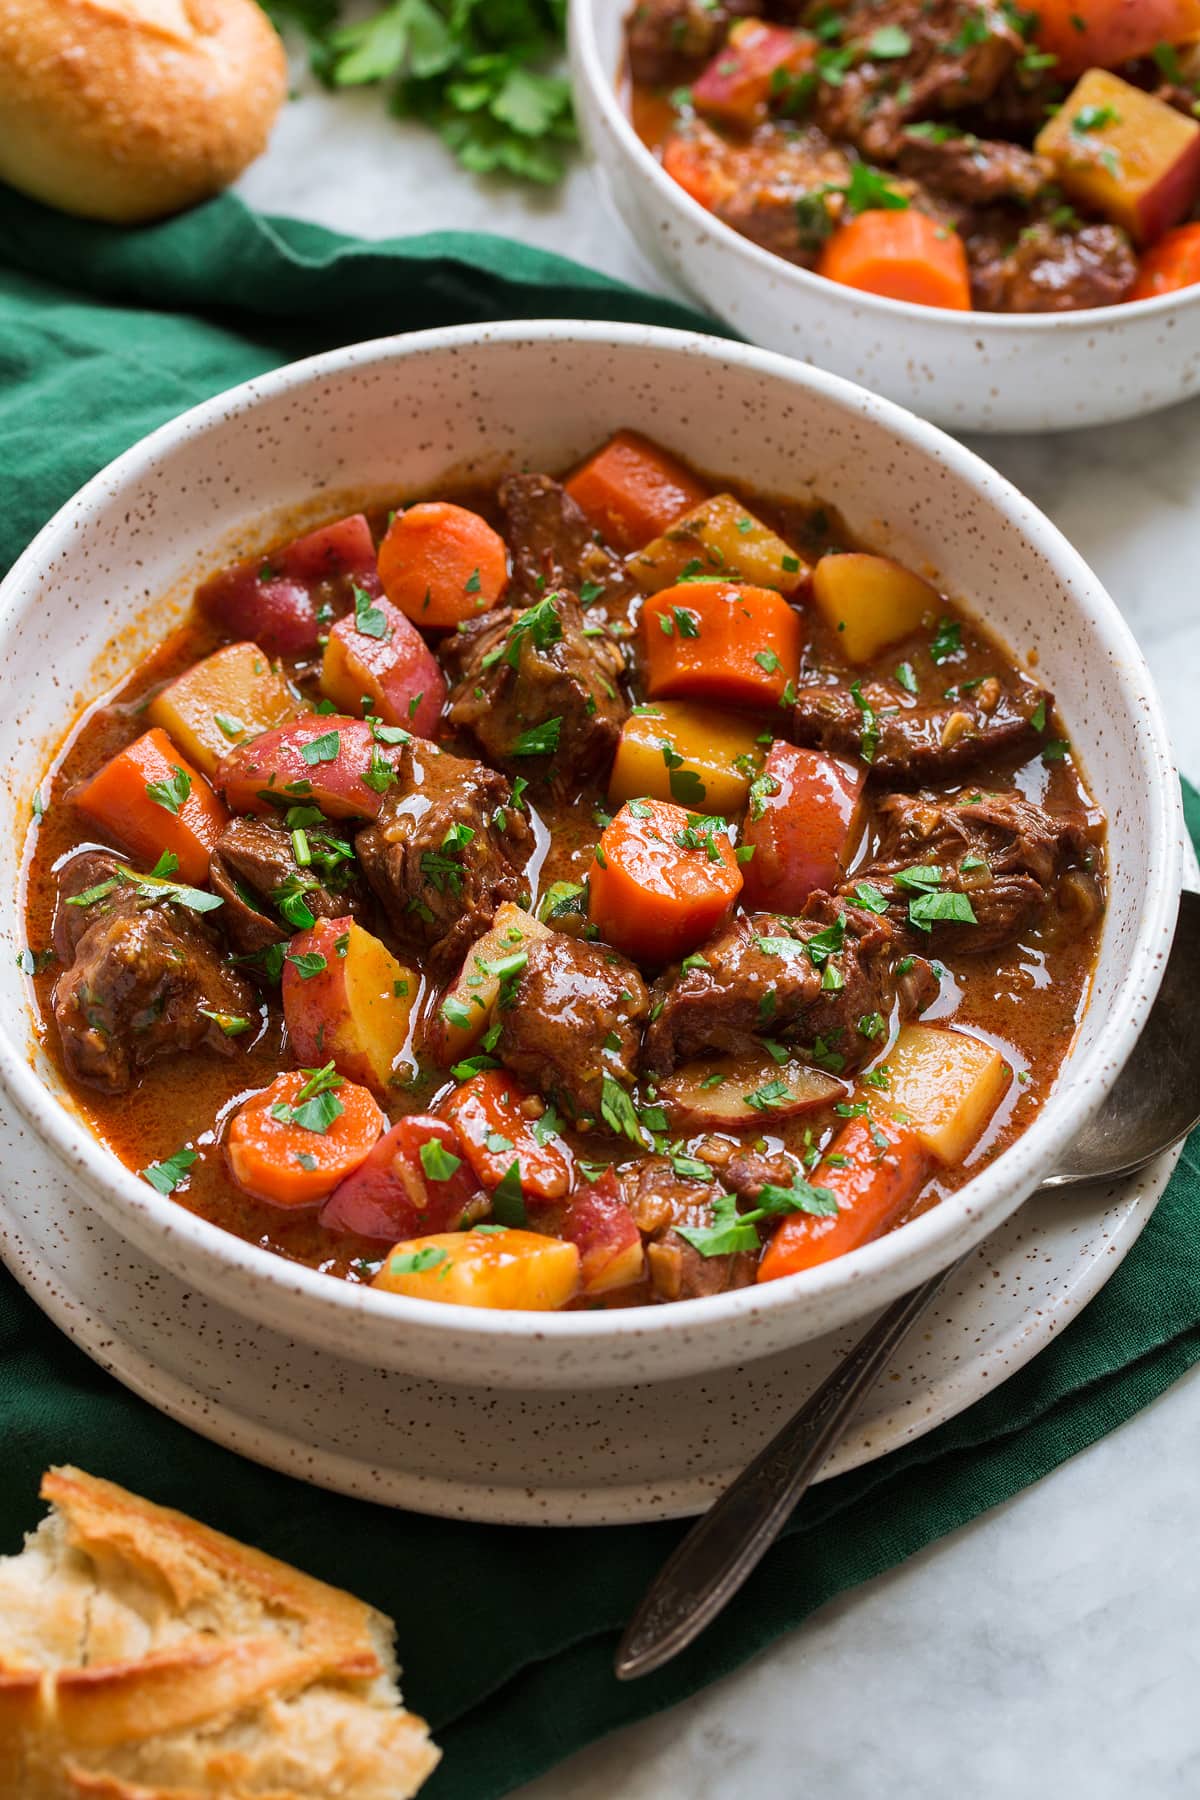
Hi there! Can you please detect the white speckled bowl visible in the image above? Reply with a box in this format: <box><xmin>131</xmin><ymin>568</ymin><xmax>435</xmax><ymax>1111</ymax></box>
<box><xmin>0</xmin><ymin>322</ymin><xmax>1183</xmax><ymax>1391</ymax></box>
<box><xmin>570</xmin><ymin>0</ymin><xmax>1200</xmax><ymax>434</ymax></box>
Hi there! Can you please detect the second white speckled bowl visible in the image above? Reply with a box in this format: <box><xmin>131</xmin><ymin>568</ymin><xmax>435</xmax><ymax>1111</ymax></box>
<box><xmin>570</xmin><ymin>0</ymin><xmax>1200</xmax><ymax>435</ymax></box>
<box><xmin>0</xmin><ymin>322</ymin><xmax>1183</xmax><ymax>1390</ymax></box>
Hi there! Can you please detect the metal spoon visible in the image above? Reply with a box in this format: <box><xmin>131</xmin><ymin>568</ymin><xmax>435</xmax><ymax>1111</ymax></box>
<box><xmin>616</xmin><ymin>889</ymin><xmax>1200</xmax><ymax>1682</ymax></box>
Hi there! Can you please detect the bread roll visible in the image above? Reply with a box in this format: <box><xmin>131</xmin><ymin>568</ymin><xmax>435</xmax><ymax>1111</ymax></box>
<box><xmin>0</xmin><ymin>1466</ymin><xmax>440</xmax><ymax>1798</ymax></box>
<box><xmin>0</xmin><ymin>0</ymin><xmax>287</xmax><ymax>222</ymax></box>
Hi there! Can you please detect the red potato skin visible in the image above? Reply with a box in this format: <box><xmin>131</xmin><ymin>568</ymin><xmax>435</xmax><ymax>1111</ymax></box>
<box><xmin>741</xmin><ymin>743</ymin><xmax>866</xmax><ymax>913</ymax></box>
<box><xmin>197</xmin><ymin>514</ymin><xmax>380</xmax><ymax>658</ymax></box>
<box><xmin>215</xmin><ymin>713</ymin><xmax>391</xmax><ymax>819</ymax></box>
<box><xmin>693</xmin><ymin>22</ymin><xmax>814</xmax><ymax>128</ymax></box>
<box><xmin>281</xmin><ymin>915</ymin><xmax>411</xmax><ymax>1096</ymax></box>
<box><xmin>319</xmin><ymin>1116</ymin><xmax>479</xmax><ymax>1240</ymax></box>
<box><xmin>323</xmin><ymin>597</ymin><xmax>445</xmax><ymax>739</ymax></box>
<box><xmin>560</xmin><ymin>1170</ymin><xmax>642</xmax><ymax>1290</ymax></box>
<box><xmin>1136</xmin><ymin>132</ymin><xmax>1200</xmax><ymax>246</ymax></box>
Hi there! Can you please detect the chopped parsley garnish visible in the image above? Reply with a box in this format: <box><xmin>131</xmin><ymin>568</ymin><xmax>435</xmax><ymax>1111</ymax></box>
<box><xmin>929</xmin><ymin>618</ymin><xmax>962</xmax><ymax>664</ymax></box>
<box><xmin>908</xmin><ymin>890</ymin><xmax>978</xmax><ymax>932</ymax></box>
<box><xmin>868</xmin><ymin>23</ymin><xmax>911</xmax><ymax>57</ymax></box>
<box><xmin>286</xmin><ymin>950</ymin><xmax>327</xmax><ymax>980</ymax></box>
<box><xmin>140</xmin><ymin>1146</ymin><xmax>197</xmax><ymax>1194</ymax></box>
<box><xmin>853</xmin><ymin>881</ymin><xmax>890</xmax><ymax>914</ymax></box>
<box><xmin>510</xmin><ymin>716</ymin><xmax>562</xmax><ymax>757</ymax></box>
<box><xmin>850</xmin><ymin>680</ymin><xmax>879</xmax><ymax>763</ymax></box>
<box><xmin>600</xmin><ymin>1073</ymin><xmax>644</xmax><ymax>1146</ymax></box>
<box><xmin>491</xmin><ymin>1159</ymin><xmax>527</xmax><ymax>1226</ymax></box>
<box><xmin>145</xmin><ymin>765</ymin><xmax>191</xmax><ymax>815</ymax></box>
<box><xmin>895</xmin><ymin>661</ymin><xmax>919</xmax><ymax>695</ymax></box>
<box><xmin>420</xmin><ymin>1138</ymin><xmax>462</xmax><ymax>1181</ymax></box>
<box><xmin>353</xmin><ymin>583</ymin><xmax>389</xmax><ymax>638</ymax></box>
<box><xmin>300</xmin><ymin>730</ymin><xmax>341</xmax><ymax>766</ymax></box>
<box><xmin>390</xmin><ymin>1247</ymin><xmax>448</xmax><ymax>1275</ymax></box>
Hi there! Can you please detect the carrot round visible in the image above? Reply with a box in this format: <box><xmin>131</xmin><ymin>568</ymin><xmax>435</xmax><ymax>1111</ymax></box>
<box><xmin>227</xmin><ymin>1069</ymin><xmax>384</xmax><ymax>1208</ymax></box>
<box><xmin>73</xmin><ymin>727</ymin><xmax>227</xmax><ymax>886</ymax></box>
<box><xmin>1130</xmin><ymin>222</ymin><xmax>1200</xmax><ymax>300</ymax></box>
<box><xmin>819</xmin><ymin>211</ymin><xmax>972</xmax><ymax>311</ymax></box>
<box><xmin>377</xmin><ymin>501</ymin><xmax>508</xmax><ymax>629</ymax></box>
<box><xmin>662</xmin><ymin>131</ymin><xmax>732</xmax><ymax>213</ymax></box>
<box><xmin>757</xmin><ymin>1113</ymin><xmax>929</xmax><ymax>1282</ymax></box>
<box><xmin>565</xmin><ymin>430</ymin><xmax>709</xmax><ymax>553</ymax></box>
<box><xmin>640</xmin><ymin>581</ymin><xmax>803</xmax><ymax>710</ymax></box>
<box><xmin>440</xmin><ymin>1069</ymin><xmax>571</xmax><ymax>1201</ymax></box>
<box><xmin>588</xmin><ymin>797</ymin><xmax>742</xmax><ymax>966</ymax></box>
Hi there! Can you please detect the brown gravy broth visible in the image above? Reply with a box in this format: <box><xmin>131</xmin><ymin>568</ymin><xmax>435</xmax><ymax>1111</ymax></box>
<box><xmin>20</xmin><ymin>476</ymin><xmax>1105</xmax><ymax>1301</ymax></box>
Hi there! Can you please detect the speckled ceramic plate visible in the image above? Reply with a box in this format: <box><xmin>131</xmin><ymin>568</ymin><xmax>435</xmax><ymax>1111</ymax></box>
<box><xmin>0</xmin><ymin>1083</ymin><xmax>1181</xmax><ymax>1524</ymax></box>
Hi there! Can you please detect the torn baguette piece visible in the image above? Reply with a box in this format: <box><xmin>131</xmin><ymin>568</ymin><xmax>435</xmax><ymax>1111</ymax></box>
<box><xmin>0</xmin><ymin>1466</ymin><xmax>439</xmax><ymax>1800</ymax></box>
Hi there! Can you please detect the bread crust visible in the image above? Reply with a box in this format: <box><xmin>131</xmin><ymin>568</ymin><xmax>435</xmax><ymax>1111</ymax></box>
<box><xmin>0</xmin><ymin>0</ymin><xmax>287</xmax><ymax>221</ymax></box>
<box><xmin>0</xmin><ymin>1468</ymin><xmax>440</xmax><ymax>1800</ymax></box>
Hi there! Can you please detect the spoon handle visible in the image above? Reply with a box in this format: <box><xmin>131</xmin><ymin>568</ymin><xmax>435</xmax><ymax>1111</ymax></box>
<box><xmin>614</xmin><ymin>1261</ymin><xmax>959</xmax><ymax>1681</ymax></box>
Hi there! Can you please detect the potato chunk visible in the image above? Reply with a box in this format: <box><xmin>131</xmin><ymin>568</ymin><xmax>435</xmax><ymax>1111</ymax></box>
<box><xmin>373</xmin><ymin>1228</ymin><xmax>580</xmax><ymax>1310</ymax></box>
<box><xmin>630</xmin><ymin>493</ymin><xmax>810</xmax><ymax>596</ymax></box>
<box><xmin>609</xmin><ymin>700</ymin><xmax>764</xmax><ymax>816</ymax></box>
<box><xmin>149</xmin><ymin>642</ymin><xmax>296</xmax><ymax>778</ymax></box>
<box><xmin>282</xmin><ymin>917</ymin><xmax>419</xmax><ymax>1097</ymax></box>
<box><xmin>880</xmin><ymin>1025</ymin><xmax>1010</xmax><ymax>1166</ymax></box>
<box><xmin>432</xmin><ymin>902</ymin><xmax>552</xmax><ymax>1065</ymax></box>
<box><xmin>810</xmin><ymin>553</ymin><xmax>938</xmax><ymax>664</ymax></box>
<box><xmin>1035</xmin><ymin>69</ymin><xmax>1200</xmax><ymax>246</ymax></box>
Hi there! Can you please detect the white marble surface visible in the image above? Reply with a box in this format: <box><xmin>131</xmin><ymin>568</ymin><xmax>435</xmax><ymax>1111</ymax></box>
<box><xmin>237</xmin><ymin>62</ymin><xmax>1200</xmax><ymax>1800</ymax></box>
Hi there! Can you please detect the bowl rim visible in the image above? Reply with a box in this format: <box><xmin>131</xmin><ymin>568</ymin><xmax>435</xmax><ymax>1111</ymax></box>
<box><xmin>568</xmin><ymin>0</ymin><xmax>1200</xmax><ymax>334</ymax></box>
<box><xmin>0</xmin><ymin>317</ymin><xmax>1183</xmax><ymax>1348</ymax></box>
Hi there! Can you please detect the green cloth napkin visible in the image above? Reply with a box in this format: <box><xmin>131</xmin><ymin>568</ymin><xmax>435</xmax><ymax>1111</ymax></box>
<box><xmin>1</xmin><ymin>185</ymin><xmax>1198</xmax><ymax>1800</ymax></box>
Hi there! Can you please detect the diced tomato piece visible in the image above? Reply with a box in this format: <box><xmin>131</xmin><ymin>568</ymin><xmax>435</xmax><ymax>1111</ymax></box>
<box><xmin>561</xmin><ymin>1170</ymin><xmax>645</xmax><ymax>1294</ymax></box>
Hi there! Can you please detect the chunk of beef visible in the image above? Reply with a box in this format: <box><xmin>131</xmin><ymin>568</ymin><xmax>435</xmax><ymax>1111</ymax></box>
<box><xmin>355</xmin><ymin>743</ymin><xmax>532</xmax><ymax>973</ymax></box>
<box><xmin>968</xmin><ymin>219</ymin><xmax>1137</xmax><ymax>312</ymax></box>
<box><xmin>812</xmin><ymin>1</ymin><xmax>1021</xmax><ymax>162</ymax></box>
<box><xmin>966</xmin><ymin>65</ymin><xmax>1064</xmax><ymax>144</ymax></box>
<box><xmin>666</xmin><ymin>117</ymin><xmax>856</xmax><ymax>266</ymax></box>
<box><xmin>622</xmin><ymin>1155</ymin><xmax>757</xmax><ymax>1301</ymax></box>
<box><xmin>897</xmin><ymin>132</ymin><xmax>1050</xmax><ymax>207</ymax></box>
<box><xmin>791</xmin><ymin>675</ymin><xmax>1049</xmax><ymax>786</ymax></box>
<box><xmin>848</xmin><ymin>789</ymin><xmax>1099</xmax><ymax>953</ymax></box>
<box><xmin>51</xmin><ymin>853</ymin><xmax>255</xmax><ymax>1095</ymax></box>
<box><xmin>497</xmin><ymin>474</ymin><xmax>636</xmax><ymax>608</ymax></box>
<box><xmin>642</xmin><ymin>896</ymin><xmax>937</xmax><ymax>1078</ymax></box>
<box><xmin>209</xmin><ymin>816</ymin><xmax>361</xmax><ymax>957</ymax></box>
<box><xmin>720</xmin><ymin>1144</ymin><xmax>811</xmax><ymax>1204</ymax></box>
<box><xmin>443</xmin><ymin>593</ymin><xmax>628</xmax><ymax>789</ymax></box>
<box><xmin>625</xmin><ymin>0</ymin><xmax>763</xmax><ymax>89</ymax></box>
<box><xmin>496</xmin><ymin>932</ymin><xmax>649</xmax><ymax>1121</ymax></box>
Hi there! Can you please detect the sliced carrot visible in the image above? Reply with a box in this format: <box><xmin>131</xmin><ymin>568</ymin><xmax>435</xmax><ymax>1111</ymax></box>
<box><xmin>588</xmin><ymin>797</ymin><xmax>742</xmax><ymax>966</ymax></box>
<box><xmin>641</xmin><ymin>581</ymin><xmax>803</xmax><ymax>710</ymax></box>
<box><xmin>1032</xmin><ymin>0</ymin><xmax>1200</xmax><ymax>79</ymax></box>
<box><xmin>226</xmin><ymin>1069</ymin><xmax>385</xmax><ymax>1208</ymax></box>
<box><xmin>757</xmin><ymin>1114</ymin><xmax>930</xmax><ymax>1282</ymax></box>
<box><xmin>565</xmin><ymin>430</ymin><xmax>709</xmax><ymax>553</ymax></box>
<box><xmin>662</xmin><ymin>130</ymin><xmax>733</xmax><ymax>212</ymax></box>
<box><xmin>73</xmin><ymin>727</ymin><xmax>227</xmax><ymax>886</ymax></box>
<box><xmin>819</xmin><ymin>211</ymin><xmax>972</xmax><ymax>311</ymax></box>
<box><xmin>440</xmin><ymin>1069</ymin><xmax>571</xmax><ymax>1203</ymax></box>
<box><xmin>377</xmin><ymin>501</ymin><xmax>508</xmax><ymax>629</ymax></box>
<box><xmin>1130</xmin><ymin>222</ymin><xmax>1200</xmax><ymax>299</ymax></box>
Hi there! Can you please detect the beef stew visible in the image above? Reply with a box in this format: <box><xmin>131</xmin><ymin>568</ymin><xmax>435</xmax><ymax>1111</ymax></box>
<box><xmin>20</xmin><ymin>431</ymin><xmax>1106</xmax><ymax>1311</ymax></box>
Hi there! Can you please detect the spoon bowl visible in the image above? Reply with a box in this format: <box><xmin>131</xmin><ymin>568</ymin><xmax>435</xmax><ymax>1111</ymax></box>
<box><xmin>617</xmin><ymin>886</ymin><xmax>1200</xmax><ymax>1680</ymax></box>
